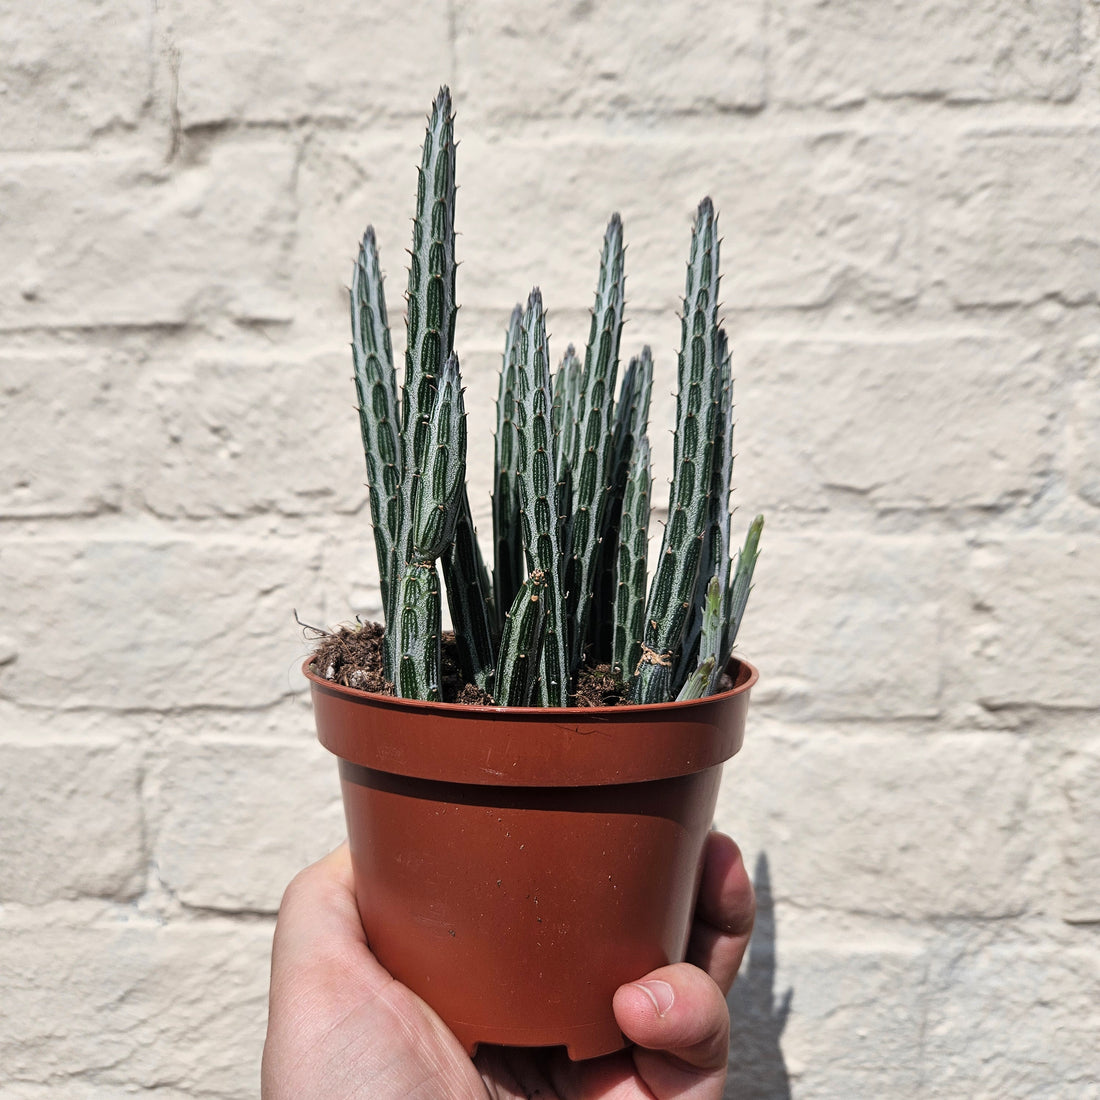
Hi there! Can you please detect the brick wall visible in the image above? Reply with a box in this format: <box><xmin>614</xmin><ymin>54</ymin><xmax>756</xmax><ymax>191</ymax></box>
<box><xmin>1</xmin><ymin>2</ymin><xmax>1098</xmax><ymax>1096</ymax></box>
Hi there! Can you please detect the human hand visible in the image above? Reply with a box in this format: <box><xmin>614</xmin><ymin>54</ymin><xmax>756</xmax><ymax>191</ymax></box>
<box><xmin>262</xmin><ymin>833</ymin><xmax>755</xmax><ymax>1099</ymax></box>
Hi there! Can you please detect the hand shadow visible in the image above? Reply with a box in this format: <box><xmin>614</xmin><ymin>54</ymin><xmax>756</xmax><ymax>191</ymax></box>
<box><xmin>725</xmin><ymin>853</ymin><xmax>793</xmax><ymax>1099</ymax></box>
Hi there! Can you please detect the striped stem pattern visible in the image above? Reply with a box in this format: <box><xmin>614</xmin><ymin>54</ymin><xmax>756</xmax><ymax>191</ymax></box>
<box><xmin>350</xmin><ymin>227</ymin><xmax>402</xmax><ymax>678</ymax></box>
<box><xmin>411</xmin><ymin>354</ymin><xmax>466</xmax><ymax>560</ymax></box>
<box><xmin>590</xmin><ymin>345</ymin><xmax>653</xmax><ymax>663</ymax></box>
<box><xmin>673</xmin><ymin>327</ymin><xmax>733</xmax><ymax>694</ymax></box>
<box><xmin>495</xmin><ymin>570</ymin><xmax>548</xmax><ymax>706</ymax></box>
<box><xmin>565</xmin><ymin>214</ymin><xmax>626</xmax><ymax>674</ymax></box>
<box><xmin>512</xmin><ymin>289</ymin><xmax>569</xmax><ymax>706</ymax></box>
<box><xmin>718</xmin><ymin>514</ymin><xmax>763</xmax><ymax>689</ymax></box>
<box><xmin>691</xmin><ymin>575</ymin><xmax>725</xmax><ymax>698</ymax></box>
<box><xmin>394</xmin><ymin>560</ymin><xmax>442</xmax><ymax>701</ymax></box>
<box><xmin>442</xmin><ymin>492</ymin><xmax>497</xmax><ymax>696</ymax></box>
<box><xmin>612</xmin><ymin>434</ymin><xmax>651</xmax><ymax>685</ymax></box>
<box><xmin>492</xmin><ymin>304</ymin><xmax>524</xmax><ymax>633</ymax></box>
<box><xmin>630</xmin><ymin>199</ymin><xmax>723</xmax><ymax>704</ymax></box>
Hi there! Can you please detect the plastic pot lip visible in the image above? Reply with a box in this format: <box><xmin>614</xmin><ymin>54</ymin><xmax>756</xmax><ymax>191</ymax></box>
<box><xmin>302</xmin><ymin>653</ymin><xmax>758</xmax><ymax>718</ymax></box>
<box><xmin>309</xmin><ymin>654</ymin><xmax>756</xmax><ymax>786</ymax></box>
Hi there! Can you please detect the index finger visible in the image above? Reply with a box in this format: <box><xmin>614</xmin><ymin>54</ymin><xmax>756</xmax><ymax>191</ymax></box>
<box><xmin>686</xmin><ymin>832</ymin><xmax>755</xmax><ymax>994</ymax></box>
<box><xmin>270</xmin><ymin>842</ymin><xmax>378</xmax><ymax>978</ymax></box>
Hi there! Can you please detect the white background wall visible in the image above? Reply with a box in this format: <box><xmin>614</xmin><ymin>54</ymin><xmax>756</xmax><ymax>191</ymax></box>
<box><xmin>1</xmin><ymin>1</ymin><xmax>1098</xmax><ymax>1096</ymax></box>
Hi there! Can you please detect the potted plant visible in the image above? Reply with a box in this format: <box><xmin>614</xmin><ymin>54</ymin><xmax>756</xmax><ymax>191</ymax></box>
<box><xmin>305</xmin><ymin>86</ymin><xmax>763</xmax><ymax>1061</ymax></box>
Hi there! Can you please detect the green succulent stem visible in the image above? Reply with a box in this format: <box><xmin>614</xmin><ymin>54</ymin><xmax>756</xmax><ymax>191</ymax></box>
<box><xmin>552</xmin><ymin>344</ymin><xmax>581</xmax><ymax>443</ymax></box>
<box><xmin>674</xmin><ymin>328</ymin><xmax>733</xmax><ymax>695</ymax></box>
<box><xmin>693</xmin><ymin>575</ymin><xmax>724</xmax><ymax>695</ymax></box>
<box><xmin>591</xmin><ymin>345</ymin><xmax>653</xmax><ymax>662</ymax></box>
<box><xmin>411</xmin><ymin>353</ymin><xmax>466</xmax><ymax>561</ymax></box>
<box><xmin>565</xmin><ymin>214</ymin><xmax>626</xmax><ymax>674</ymax></box>
<box><xmin>442</xmin><ymin>492</ymin><xmax>497</xmax><ymax>697</ymax></box>
<box><xmin>513</xmin><ymin>289</ymin><xmax>570</xmax><ymax>706</ymax></box>
<box><xmin>612</xmin><ymin>434</ymin><xmax>651</xmax><ymax>686</ymax></box>
<box><xmin>677</xmin><ymin>656</ymin><xmax>716</xmax><ymax>702</ymax></box>
<box><xmin>495</xmin><ymin>570</ymin><xmax>548</xmax><ymax>706</ymax></box>
<box><xmin>401</xmin><ymin>88</ymin><xmax>457</xmax><ymax>477</ymax></box>
<box><xmin>630</xmin><ymin>199</ymin><xmax>723</xmax><ymax>704</ymax></box>
<box><xmin>717</xmin><ymin>514</ymin><xmax>763</xmax><ymax>689</ymax></box>
<box><xmin>350</xmin><ymin>227</ymin><xmax>402</xmax><ymax>680</ymax></box>
<box><xmin>394</xmin><ymin>559</ymin><xmax>442</xmax><ymax>701</ymax></box>
<box><xmin>493</xmin><ymin>304</ymin><xmax>524</xmax><ymax>634</ymax></box>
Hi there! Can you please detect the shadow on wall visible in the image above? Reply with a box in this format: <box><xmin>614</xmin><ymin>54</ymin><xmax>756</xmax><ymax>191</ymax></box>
<box><xmin>726</xmin><ymin>853</ymin><xmax>793</xmax><ymax>1099</ymax></box>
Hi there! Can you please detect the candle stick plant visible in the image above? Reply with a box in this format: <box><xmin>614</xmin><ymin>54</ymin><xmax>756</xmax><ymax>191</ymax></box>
<box><xmin>338</xmin><ymin>86</ymin><xmax>762</xmax><ymax>707</ymax></box>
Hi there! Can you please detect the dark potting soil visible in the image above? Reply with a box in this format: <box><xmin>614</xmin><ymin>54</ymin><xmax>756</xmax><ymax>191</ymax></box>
<box><xmin>309</xmin><ymin>620</ymin><xmax>634</xmax><ymax>707</ymax></box>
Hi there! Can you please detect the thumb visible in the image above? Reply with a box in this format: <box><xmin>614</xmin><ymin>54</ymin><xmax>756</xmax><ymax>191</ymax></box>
<box><xmin>613</xmin><ymin>963</ymin><xmax>729</xmax><ymax>1100</ymax></box>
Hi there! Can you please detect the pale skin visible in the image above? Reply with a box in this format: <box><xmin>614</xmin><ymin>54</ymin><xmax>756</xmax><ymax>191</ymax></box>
<box><xmin>262</xmin><ymin>833</ymin><xmax>755</xmax><ymax>1100</ymax></box>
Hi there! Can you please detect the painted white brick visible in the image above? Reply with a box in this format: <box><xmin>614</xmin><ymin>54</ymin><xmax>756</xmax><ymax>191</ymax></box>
<box><xmin>149</xmin><ymin>698</ymin><xmax>315</xmax><ymax>745</ymax></box>
<box><xmin>0</xmin><ymin>350</ymin><xmax>147</xmax><ymax>517</ymax></box>
<box><xmin>931</xmin><ymin>131</ymin><xmax>1100</xmax><ymax>307</ymax></box>
<box><xmin>0</xmin><ymin>1086</ymin><xmax>192</xmax><ymax>1100</ymax></box>
<box><xmin>729</xmin><ymin>921</ymin><xmax>927</xmax><ymax>1097</ymax></box>
<box><xmin>1068</xmin><ymin>337</ymin><xmax>1100</xmax><ymax>509</ymax></box>
<box><xmin>0</xmin><ymin>538</ymin><xmax>322</xmax><ymax>709</ymax></box>
<box><xmin>717</xmin><ymin>729</ymin><xmax>1035</xmax><ymax>918</ymax></box>
<box><xmin>0</xmin><ymin>917</ymin><xmax>270</xmax><ymax>1098</ymax></box>
<box><xmin>1061</xmin><ymin>741</ymin><xmax>1100</xmax><ymax>923</ymax></box>
<box><xmin>773</xmin><ymin>0</ymin><xmax>1080</xmax><ymax>107</ymax></box>
<box><xmin>291</xmin><ymin>129</ymin><xmax>420</xmax><ymax>339</ymax></box>
<box><xmin>0</xmin><ymin>144</ymin><xmax>295</xmax><ymax>329</ymax></box>
<box><xmin>739</xmin><ymin>532</ymin><xmax>944</xmax><ymax>720</ymax></box>
<box><xmin>319</xmin><ymin>530</ymin><xmax>387</xmax><ymax>628</ymax></box>
<box><xmin>735</xmin><ymin>335</ymin><xmax>1057</xmax><ymax>514</ymax></box>
<box><xmin>137</xmin><ymin>353</ymin><xmax>366</xmax><ymax>519</ymax></box>
<box><xmin>964</xmin><ymin>537</ymin><xmax>1100</xmax><ymax>709</ymax></box>
<box><xmin>163</xmin><ymin>0</ymin><xmax>450</xmax><ymax>127</ymax></box>
<box><xmin>0</xmin><ymin>1</ymin><xmax>151</xmax><ymax>150</ymax></box>
<box><xmin>459</xmin><ymin>131</ymin><xmax>921</xmax><ymax>314</ymax></box>
<box><xmin>151</xmin><ymin>740</ymin><xmax>344</xmax><ymax>912</ymax></box>
<box><xmin>0</xmin><ymin>741</ymin><xmax>144</xmax><ymax>904</ymax></box>
<box><xmin>921</xmin><ymin>933</ymin><xmax>1100</xmax><ymax>1098</ymax></box>
<box><xmin>455</xmin><ymin>0</ymin><xmax>765</xmax><ymax>120</ymax></box>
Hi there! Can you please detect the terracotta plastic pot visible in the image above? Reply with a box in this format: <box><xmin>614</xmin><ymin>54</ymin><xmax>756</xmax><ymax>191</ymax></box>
<box><xmin>307</xmin><ymin>656</ymin><xmax>757</xmax><ymax>1061</ymax></box>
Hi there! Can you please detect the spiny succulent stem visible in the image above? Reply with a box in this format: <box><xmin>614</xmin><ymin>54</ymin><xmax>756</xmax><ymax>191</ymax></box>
<box><xmin>496</xmin><ymin>570</ymin><xmax>548</xmax><ymax>705</ymax></box>
<box><xmin>389</xmin><ymin>88</ymin><xmax>460</xmax><ymax>700</ymax></box>
<box><xmin>493</xmin><ymin>304</ymin><xmax>525</xmax><ymax>633</ymax></box>
<box><xmin>513</xmin><ymin>289</ymin><xmax>570</xmax><ymax>706</ymax></box>
<box><xmin>630</xmin><ymin>199</ymin><xmax>722</xmax><ymax>705</ymax></box>
<box><xmin>674</xmin><ymin>328</ymin><xmax>733</xmax><ymax>695</ymax></box>
<box><xmin>592</xmin><ymin>345</ymin><xmax>653</xmax><ymax>662</ymax></box>
<box><xmin>612</xmin><ymin>434</ymin><xmax>651</xmax><ymax>686</ymax></box>
<box><xmin>350</xmin><ymin>228</ymin><xmax>402</xmax><ymax>679</ymax></box>
<box><xmin>443</xmin><ymin>489</ymin><xmax>497</xmax><ymax>697</ymax></box>
<box><xmin>716</xmin><ymin>514</ymin><xmax>763</xmax><ymax>688</ymax></box>
<box><xmin>411</xmin><ymin>353</ymin><xmax>466</xmax><ymax>561</ymax></box>
<box><xmin>393</xmin><ymin>559</ymin><xmax>442</xmax><ymax>701</ymax></box>
<box><xmin>565</xmin><ymin>214</ymin><xmax>626</xmax><ymax>674</ymax></box>
<box><xmin>677</xmin><ymin>656</ymin><xmax>716</xmax><ymax>701</ymax></box>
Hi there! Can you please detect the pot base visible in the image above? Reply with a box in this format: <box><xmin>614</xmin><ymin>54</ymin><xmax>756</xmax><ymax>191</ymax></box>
<box><xmin>449</xmin><ymin>1020</ymin><xmax>628</xmax><ymax>1062</ymax></box>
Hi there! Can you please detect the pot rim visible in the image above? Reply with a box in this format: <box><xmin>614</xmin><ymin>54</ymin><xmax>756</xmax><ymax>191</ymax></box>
<box><xmin>302</xmin><ymin>653</ymin><xmax>758</xmax><ymax>718</ymax></box>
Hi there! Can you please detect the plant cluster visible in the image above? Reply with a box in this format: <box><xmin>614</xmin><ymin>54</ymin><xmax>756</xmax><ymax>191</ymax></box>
<box><xmin>346</xmin><ymin>87</ymin><xmax>762</xmax><ymax>707</ymax></box>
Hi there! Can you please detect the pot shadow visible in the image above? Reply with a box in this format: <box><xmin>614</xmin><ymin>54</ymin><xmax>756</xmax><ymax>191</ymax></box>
<box><xmin>725</xmin><ymin>853</ymin><xmax>793</xmax><ymax>1099</ymax></box>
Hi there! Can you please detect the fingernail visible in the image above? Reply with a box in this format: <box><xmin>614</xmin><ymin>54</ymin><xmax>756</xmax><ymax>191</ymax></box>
<box><xmin>632</xmin><ymin>979</ymin><xmax>675</xmax><ymax>1017</ymax></box>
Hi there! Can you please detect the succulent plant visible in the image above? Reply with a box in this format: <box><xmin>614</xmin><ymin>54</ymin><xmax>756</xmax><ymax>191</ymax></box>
<box><xmin>344</xmin><ymin>86</ymin><xmax>761</xmax><ymax>706</ymax></box>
